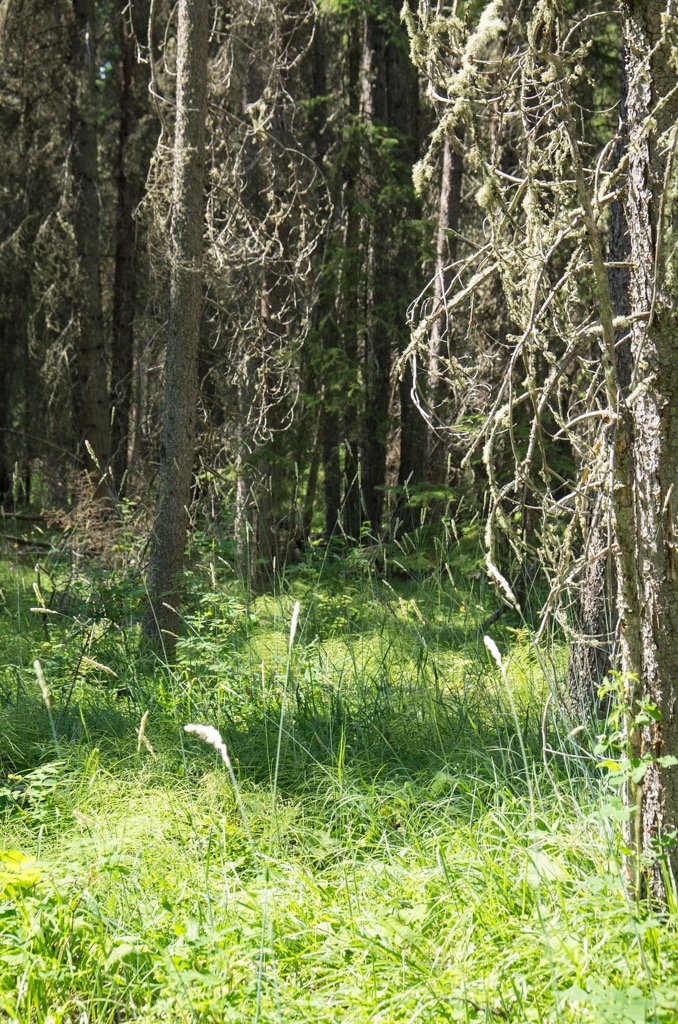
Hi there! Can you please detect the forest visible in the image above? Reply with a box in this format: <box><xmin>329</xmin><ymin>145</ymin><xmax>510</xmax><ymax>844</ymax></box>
<box><xmin>2</xmin><ymin>0</ymin><xmax>678</xmax><ymax>1020</ymax></box>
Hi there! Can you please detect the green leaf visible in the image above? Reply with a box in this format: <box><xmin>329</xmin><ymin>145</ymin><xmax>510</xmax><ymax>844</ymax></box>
<box><xmin>105</xmin><ymin>940</ymin><xmax>143</xmax><ymax>966</ymax></box>
<box><xmin>657</xmin><ymin>755</ymin><xmax>678</xmax><ymax>768</ymax></box>
<box><xmin>526</xmin><ymin>851</ymin><xmax>570</xmax><ymax>887</ymax></box>
<box><xmin>428</xmin><ymin>770</ymin><xmax>455</xmax><ymax>797</ymax></box>
<box><xmin>0</xmin><ymin>849</ymin><xmax>41</xmax><ymax>895</ymax></box>
<box><xmin>600</xmin><ymin>801</ymin><xmax>632</xmax><ymax>822</ymax></box>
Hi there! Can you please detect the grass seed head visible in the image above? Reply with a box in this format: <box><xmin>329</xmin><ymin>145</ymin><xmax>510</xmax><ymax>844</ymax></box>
<box><xmin>34</xmin><ymin>659</ymin><xmax>51</xmax><ymax>708</ymax></box>
<box><xmin>483</xmin><ymin>635</ymin><xmax>504</xmax><ymax>672</ymax></box>
<box><xmin>184</xmin><ymin>723</ymin><xmax>231</xmax><ymax>767</ymax></box>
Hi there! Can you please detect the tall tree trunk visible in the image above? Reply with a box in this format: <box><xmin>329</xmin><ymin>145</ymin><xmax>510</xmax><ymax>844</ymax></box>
<box><xmin>617</xmin><ymin>0</ymin><xmax>678</xmax><ymax>902</ymax></box>
<box><xmin>70</xmin><ymin>0</ymin><xmax>110</xmax><ymax>481</ymax></box>
<box><xmin>427</xmin><ymin>133</ymin><xmax>464</xmax><ymax>488</ymax></box>
<box><xmin>355</xmin><ymin>1</ymin><xmax>423</xmax><ymax>536</ymax></box>
<box><xmin>334</xmin><ymin>8</ymin><xmax>364</xmax><ymax>542</ymax></box>
<box><xmin>234</xmin><ymin>1</ymin><xmax>307</xmax><ymax>587</ymax></box>
<box><xmin>302</xmin><ymin>404</ymin><xmax>322</xmax><ymax>533</ymax></box>
<box><xmin>144</xmin><ymin>0</ymin><xmax>208</xmax><ymax>655</ymax></box>
<box><xmin>393</xmin><ymin>11</ymin><xmax>424</xmax><ymax>532</ymax></box>
<box><xmin>568</xmin><ymin>65</ymin><xmax>630</xmax><ymax>716</ymax></box>
<box><xmin>359</xmin><ymin>10</ymin><xmax>391</xmax><ymax>534</ymax></box>
<box><xmin>110</xmin><ymin>3</ymin><xmax>139</xmax><ymax>494</ymax></box>
<box><xmin>357</xmin><ymin>2</ymin><xmax>421</xmax><ymax>536</ymax></box>
<box><xmin>310</xmin><ymin>12</ymin><xmax>343</xmax><ymax>541</ymax></box>
<box><xmin>0</xmin><ymin>321</ymin><xmax>13</xmax><ymax>504</ymax></box>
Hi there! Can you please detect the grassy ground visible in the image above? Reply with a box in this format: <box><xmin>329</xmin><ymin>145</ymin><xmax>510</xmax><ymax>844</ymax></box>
<box><xmin>1</xmin><ymin>523</ymin><xmax>677</xmax><ymax>1022</ymax></box>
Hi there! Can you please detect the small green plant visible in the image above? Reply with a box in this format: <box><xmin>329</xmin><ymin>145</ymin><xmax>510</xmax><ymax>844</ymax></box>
<box><xmin>1</xmin><ymin>762</ymin><xmax>65</xmax><ymax>825</ymax></box>
<box><xmin>0</xmin><ymin>849</ymin><xmax>41</xmax><ymax>897</ymax></box>
<box><xmin>596</xmin><ymin>672</ymin><xmax>678</xmax><ymax>899</ymax></box>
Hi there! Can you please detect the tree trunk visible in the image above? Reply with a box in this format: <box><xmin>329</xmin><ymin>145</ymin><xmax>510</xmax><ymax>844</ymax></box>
<box><xmin>302</xmin><ymin>404</ymin><xmax>322</xmax><ymax>534</ymax></box>
<box><xmin>359</xmin><ymin>11</ymin><xmax>391</xmax><ymax>535</ymax></box>
<box><xmin>393</xmin><ymin>9</ymin><xmax>425</xmax><ymax>533</ymax></box>
<box><xmin>309</xmin><ymin>12</ymin><xmax>343</xmax><ymax>541</ymax></box>
<box><xmin>360</xmin><ymin>1</ymin><xmax>421</xmax><ymax>536</ymax></box>
<box><xmin>337</xmin><ymin>9</ymin><xmax>364</xmax><ymax>542</ymax></box>
<box><xmin>233</xmin><ymin>1</ymin><xmax>307</xmax><ymax>587</ymax></box>
<box><xmin>144</xmin><ymin>0</ymin><xmax>208</xmax><ymax>655</ymax></box>
<box><xmin>617</xmin><ymin>0</ymin><xmax>678</xmax><ymax>902</ymax></box>
<box><xmin>427</xmin><ymin>133</ymin><xmax>464</xmax><ymax>489</ymax></box>
<box><xmin>110</xmin><ymin>3</ymin><xmax>139</xmax><ymax>494</ymax></box>
<box><xmin>70</xmin><ymin>0</ymin><xmax>110</xmax><ymax>481</ymax></box>
<box><xmin>568</xmin><ymin>65</ymin><xmax>630</xmax><ymax>716</ymax></box>
<box><xmin>0</xmin><ymin>321</ymin><xmax>14</xmax><ymax>504</ymax></box>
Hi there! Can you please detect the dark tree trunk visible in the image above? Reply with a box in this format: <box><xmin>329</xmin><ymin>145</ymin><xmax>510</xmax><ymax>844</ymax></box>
<box><xmin>234</xmin><ymin>1</ymin><xmax>309</xmax><ymax>587</ymax></box>
<box><xmin>302</xmin><ymin>405</ymin><xmax>322</xmax><ymax>534</ymax></box>
<box><xmin>110</xmin><ymin>4</ymin><xmax>139</xmax><ymax>494</ymax></box>
<box><xmin>322</xmin><ymin>373</ymin><xmax>343</xmax><ymax>539</ymax></box>
<box><xmin>0</xmin><ymin>321</ymin><xmax>13</xmax><ymax>504</ymax></box>
<box><xmin>70</xmin><ymin>0</ymin><xmax>110</xmax><ymax>481</ymax></box>
<box><xmin>359</xmin><ymin>11</ymin><xmax>391</xmax><ymax>534</ymax></box>
<box><xmin>568</xmin><ymin>65</ymin><xmax>630</xmax><ymax>716</ymax></box>
<box><xmin>310</xmin><ymin>13</ymin><xmax>343</xmax><ymax>541</ymax></box>
<box><xmin>393</xmin><ymin>14</ymin><xmax>424</xmax><ymax>532</ymax></box>
<box><xmin>427</xmin><ymin>133</ymin><xmax>464</xmax><ymax>488</ymax></box>
<box><xmin>337</xmin><ymin>9</ymin><xmax>364</xmax><ymax>541</ymax></box>
<box><xmin>144</xmin><ymin>0</ymin><xmax>208</xmax><ymax>655</ymax></box>
<box><xmin>359</xmin><ymin>1</ymin><xmax>422</xmax><ymax>535</ymax></box>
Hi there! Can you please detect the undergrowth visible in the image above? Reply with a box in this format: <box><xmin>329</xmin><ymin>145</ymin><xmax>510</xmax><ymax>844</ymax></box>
<box><xmin>0</xmin><ymin>522</ymin><xmax>676</xmax><ymax>1022</ymax></box>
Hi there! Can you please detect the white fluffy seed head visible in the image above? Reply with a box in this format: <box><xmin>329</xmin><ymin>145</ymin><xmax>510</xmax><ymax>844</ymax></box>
<box><xmin>34</xmin><ymin>659</ymin><xmax>51</xmax><ymax>708</ymax></box>
<box><xmin>184</xmin><ymin>723</ymin><xmax>231</xmax><ymax>768</ymax></box>
<box><xmin>484</xmin><ymin>635</ymin><xmax>504</xmax><ymax>672</ymax></box>
<box><xmin>185</xmin><ymin>722</ymin><xmax>223</xmax><ymax>749</ymax></box>
<box><xmin>289</xmin><ymin>601</ymin><xmax>301</xmax><ymax>651</ymax></box>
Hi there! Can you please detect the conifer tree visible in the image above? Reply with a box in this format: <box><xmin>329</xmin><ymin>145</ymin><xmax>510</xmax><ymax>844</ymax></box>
<box><xmin>407</xmin><ymin>0</ymin><xmax>678</xmax><ymax>902</ymax></box>
<box><xmin>145</xmin><ymin>0</ymin><xmax>209</xmax><ymax>653</ymax></box>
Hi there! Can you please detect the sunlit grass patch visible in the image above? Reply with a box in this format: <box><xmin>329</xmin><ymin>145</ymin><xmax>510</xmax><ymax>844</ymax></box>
<box><xmin>1</xmin><ymin>545</ymin><xmax>677</xmax><ymax>1021</ymax></box>
<box><xmin>3</xmin><ymin>741</ymin><xmax>677</xmax><ymax>1022</ymax></box>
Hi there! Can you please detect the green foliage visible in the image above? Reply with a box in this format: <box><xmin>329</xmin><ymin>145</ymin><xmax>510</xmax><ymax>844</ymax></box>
<box><xmin>1</xmin><ymin>544</ymin><xmax>677</xmax><ymax>1021</ymax></box>
<box><xmin>595</xmin><ymin>674</ymin><xmax>678</xmax><ymax>900</ymax></box>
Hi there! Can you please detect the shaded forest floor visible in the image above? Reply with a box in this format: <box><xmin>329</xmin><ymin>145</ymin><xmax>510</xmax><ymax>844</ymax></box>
<box><xmin>1</xmin><ymin>519</ymin><xmax>677</xmax><ymax>1023</ymax></box>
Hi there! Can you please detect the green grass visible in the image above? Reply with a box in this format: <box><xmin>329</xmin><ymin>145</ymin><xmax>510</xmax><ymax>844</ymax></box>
<box><xmin>0</xmin><ymin>529</ymin><xmax>677</xmax><ymax>1022</ymax></box>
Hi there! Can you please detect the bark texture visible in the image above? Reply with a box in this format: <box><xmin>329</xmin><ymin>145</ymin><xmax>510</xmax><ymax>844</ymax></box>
<box><xmin>70</xmin><ymin>0</ymin><xmax>110</xmax><ymax>479</ymax></box>
<box><xmin>144</xmin><ymin>0</ymin><xmax>208</xmax><ymax>654</ymax></box>
<box><xmin>338</xmin><ymin>10</ymin><xmax>363</xmax><ymax>541</ymax></box>
<box><xmin>360</xmin><ymin>1</ymin><xmax>420</xmax><ymax>534</ymax></box>
<box><xmin>311</xmin><ymin>13</ymin><xmax>343</xmax><ymax>541</ymax></box>
<box><xmin>233</xmin><ymin>1</ymin><xmax>307</xmax><ymax>587</ymax></box>
<box><xmin>110</xmin><ymin>3</ymin><xmax>140</xmax><ymax>493</ymax></box>
<box><xmin>359</xmin><ymin>11</ymin><xmax>391</xmax><ymax>534</ymax></box>
<box><xmin>568</xmin><ymin>66</ymin><xmax>630</xmax><ymax>716</ymax></box>
<box><xmin>427</xmin><ymin>133</ymin><xmax>464</xmax><ymax>488</ymax></box>
<box><xmin>394</xmin><ymin>36</ymin><xmax>425</xmax><ymax>532</ymax></box>
<box><xmin>618</xmin><ymin>0</ymin><xmax>678</xmax><ymax>901</ymax></box>
<box><xmin>0</xmin><ymin>322</ymin><xmax>14</xmax><ymax>503</ymax></box>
